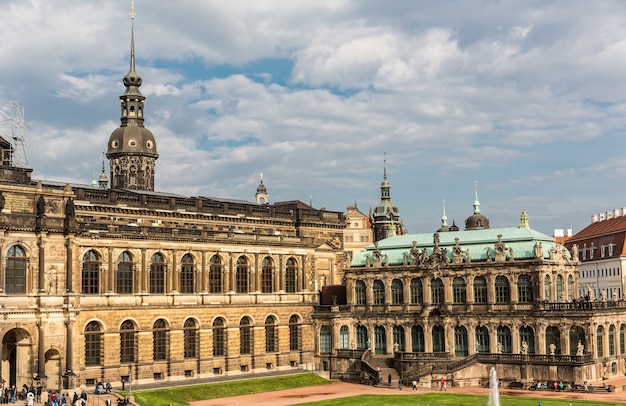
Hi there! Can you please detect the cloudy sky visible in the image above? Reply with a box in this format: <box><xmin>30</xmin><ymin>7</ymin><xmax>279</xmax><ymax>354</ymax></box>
<box><xmin>1</xmin><ymin>0</ymin><xmax>626</xmax><ymax>236</ymax></box>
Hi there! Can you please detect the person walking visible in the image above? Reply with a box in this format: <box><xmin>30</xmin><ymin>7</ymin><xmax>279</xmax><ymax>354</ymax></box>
<box><xmin>412</xmin><ymin>380</ymin><xmax>418</xmax><ymax>391</ymax></box>
<box><xmin>398</xmin><ymin>378</ymin><xmax>402</xmax><ymax>391</ymax></box>
<box><xmin>440</xmin><ymin>377</ymin><xmax>447</xmax><ymax>391</ymax></box>
<box><xmin>387</xmin><ymin>374</ymin><xmax>392</xmax><ymax>388</ymax></box>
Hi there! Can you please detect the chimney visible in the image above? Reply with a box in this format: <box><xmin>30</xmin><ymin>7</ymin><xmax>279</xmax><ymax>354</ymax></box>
<box><xmin>592</xmin><ymin>214</ymin><xmax>599</xmax><ymax>223</ymax></box>
<box><xmin>567</xmin><ymin>229</ymin><xmax>572</xmax><ymax>237</ymax></box>
<box><xmin>615</xmin><ymin>208</ymin><xmax>621</xmax><ymax>218</ymax></box>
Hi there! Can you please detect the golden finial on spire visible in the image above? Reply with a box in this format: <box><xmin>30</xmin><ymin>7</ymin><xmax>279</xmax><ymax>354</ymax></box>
<box><xmin>130</xmin><ymin>0</ymin><xmax>136</xmax><ymax>20</ymax></box>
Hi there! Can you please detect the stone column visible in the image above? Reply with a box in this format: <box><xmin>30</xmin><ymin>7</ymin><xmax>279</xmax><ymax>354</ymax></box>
<box><xmin>201</xmin><ymin>251</ymin><xmax>208</xmax><ymax>293</ymax></box>
<box><xmin>405</xmin><ymin>322</ymin><xmax>413</xmax><ymax>352</ymax></box>
<box><xmin>140</xmin><ymin>248</ymin><xmax>147</xmax><ymax>293</ymax></box>
<box><xmin>172</xmin><ymin>250</ymin><xmax>178</xmax><ymax>292</ymax></box>
<box><xmin>228</xmin><ymin>253</ymin><xmax>234</xmax><ymax>292</ymax></box>
<box><xmin>65</xmin><ymin>320</ymin><xmax>74</xmax><ymax>374</ymax></box>
<box><xmin>253</xmin><ymin>253</ymin><xmax>259</xmax><ymax>292</ymax></box>
<box><xmin>37</xmin><ymin>236</ymin><xmax>45</xmax><ymax>293</ymax></box>
<box><xmin>423</xmin><ymin>278</ymin><xmax>432</xmax><ymax>305</ymax></box>
<box><xmin>37</xmin><ymin>322</ymin><xmax>46</xmax><ymax>378</ymax></box>
<box><xmin>65</xmin><ymin>238</ymin><xmax>73</xmax><ymax>293</ymax></box>
<box><xmin>108</xmin><ymin>247</ymin><xmax>114</xmax><ymax>293</ymax></box>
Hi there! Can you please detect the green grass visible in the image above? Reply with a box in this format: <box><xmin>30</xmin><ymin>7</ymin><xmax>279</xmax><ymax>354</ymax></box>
<box><xmin>297</xmin><ymin>393</ymin><xmax>626</xmax><ymax>406</ymax></box>
<box><xmin>127</xmin><ymin>373</ymin><xmax>329</xmax><ymax>406</ymax></box>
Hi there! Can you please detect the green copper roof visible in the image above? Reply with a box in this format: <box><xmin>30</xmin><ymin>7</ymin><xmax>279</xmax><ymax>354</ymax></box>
<box><xmin>352</xmin><ymin>226</ymin><xmax>561</xmax><ymax>267</ymax></box>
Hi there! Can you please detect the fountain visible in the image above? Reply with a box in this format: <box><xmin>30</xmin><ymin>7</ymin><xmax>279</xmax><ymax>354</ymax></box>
<box><xmin>487</xmin><ymin>367</ymin><xmax>500</xmax><ymax>406</ymax></box>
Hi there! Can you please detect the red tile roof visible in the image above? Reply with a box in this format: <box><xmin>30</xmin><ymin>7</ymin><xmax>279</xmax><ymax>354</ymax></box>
<box><xmin>565</xmin><ymin>216</ymin><xmax>626</xmax><ymax>258</ymax></box>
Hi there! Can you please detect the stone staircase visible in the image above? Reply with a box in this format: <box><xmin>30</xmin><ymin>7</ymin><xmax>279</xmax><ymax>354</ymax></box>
<box><xmin>368</xmin><ymin>354</ymin><xmax>400</xmax><ymax>388</ymax></box>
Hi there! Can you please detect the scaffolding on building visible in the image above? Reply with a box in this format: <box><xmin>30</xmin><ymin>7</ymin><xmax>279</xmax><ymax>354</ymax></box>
<box><xmin>0</xmin><ymin>101</ymin><xmax>28</xmax><ymax>168</ymax></box>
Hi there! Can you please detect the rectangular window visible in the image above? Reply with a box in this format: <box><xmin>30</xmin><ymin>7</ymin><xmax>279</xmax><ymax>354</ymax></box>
<box><xmin>209</xmin><ymin>267</ymin><xmax>222</xmax><ymax>293</ymax></box>
<box><xmin>153</xmin><ymin>330</ymin><xmax>167</xmax><ymax>361</ymax></box>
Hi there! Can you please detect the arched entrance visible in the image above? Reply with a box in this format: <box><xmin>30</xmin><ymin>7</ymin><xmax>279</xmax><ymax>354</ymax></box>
<box><xmin>44</xmin><ymin>350</ymin><xmax>61</xmax><ymax>391</ymax></box>
<box><xmin>1</xmin><ymin>329</ymin><xmax>33</xmax><ymax>388</ymax></box>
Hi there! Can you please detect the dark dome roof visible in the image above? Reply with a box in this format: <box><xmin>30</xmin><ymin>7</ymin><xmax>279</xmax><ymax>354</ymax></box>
<box><xmin>107</xmin><ymin>126</ymin><xmax>158</xmax><ymax>157</ymax></box>
<box><xmin>465</xmin><ymin>213</ymin><xmax>489</xmax><ymax>230</ymax></box>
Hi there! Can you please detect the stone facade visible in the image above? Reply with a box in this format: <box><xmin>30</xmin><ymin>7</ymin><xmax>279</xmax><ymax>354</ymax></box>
<box><xmin>0</xmin><ymin>182</ymin><xmax>344</xmax><ymax>391</ymax></box>
<box><xmin>314</xmin><ymin>216</ymin><xmax>626</xmax><ymax>387</ymax></box>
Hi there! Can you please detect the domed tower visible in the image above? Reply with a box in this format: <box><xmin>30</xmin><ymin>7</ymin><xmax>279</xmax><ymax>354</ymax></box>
<box><xmin>255</xmin><ymin>173</ymin><xmax>268</xmax><ymax>204</ymax></box>
<box><xmin>371</xmin><ymin>156</ymin><xmax>401</xmax><ymax>241</ymax></box>
<box><xmin>106</xmin><ymin>3</ymin><xmax>158</xmax><ymax>190</ymax></box>
<box><xmin>465</xmin><ymin>180</ymin><xmax>490</xmax><ymax>230</ymax></box>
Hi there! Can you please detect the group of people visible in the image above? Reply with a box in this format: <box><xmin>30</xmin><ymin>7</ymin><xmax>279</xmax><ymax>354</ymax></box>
<box><xmin>529</xmin><ymin>380</ymin><xmax>576</xmax><ymax>391</ymax></box>
<box><xmin>95</xmin><ymin>382</ymin><xmax>112</xmax><ymax>395</ymax></box>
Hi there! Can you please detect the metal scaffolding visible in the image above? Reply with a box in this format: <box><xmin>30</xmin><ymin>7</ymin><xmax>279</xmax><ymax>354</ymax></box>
<box><xmin>0</xmin><ymin>101</ymin><xmax>28</xmax><ymax>167</ymax></box>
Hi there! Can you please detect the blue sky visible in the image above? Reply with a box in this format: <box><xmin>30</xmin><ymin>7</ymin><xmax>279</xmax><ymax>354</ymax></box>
<box><xmin>2</xmin><ymin>0</ymin><xmax>626</xmax><ymax>236</ymax></box>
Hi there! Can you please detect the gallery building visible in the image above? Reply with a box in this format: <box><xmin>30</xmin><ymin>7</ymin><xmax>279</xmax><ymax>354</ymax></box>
<box><xmin>0</xmin><ymin>9</ymin><xmax>345</xmax><ymax>391</ymax></box>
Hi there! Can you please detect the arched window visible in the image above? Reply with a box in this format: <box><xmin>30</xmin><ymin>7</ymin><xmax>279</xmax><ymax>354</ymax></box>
<box><xmin>597</xmin><ymin>325</ymin><xmax>605</xmax><ymax>358</ymax></box>
<box><xmin>473</xmin><ymin>276</ymin><xmax>487</xmax><ymax>304</ymax></box>
<box><xmin>120</xmin><ymin>320</ymin><xmax>135</xmax><ymax>363</ymax></box>
<box><xmin>373</xmin><ymin>280</ymin><xmax>385</xmax><ymax>305</ymax></box>
<box><xmin>240</xmin><ymin>316</ymin><xmax>252</xmax><ymax>355</ymax></box>
<box><xmin>149</xmin><ymin>253</ymin><xmax>165</xmax><ymax>294</ymax></box>
<box><xmin>411</xmin><ymin>325</ymin><xmax>425</xmax><ymax>352</ymax></box>
<box><xmin>475</xmin><ymin>326</ymin><xmax>489</xmax><ymax>353</ymax></box>
<box><xmin>153</xmin><ymin>319</ymin><xmax>168</xmax><ymax>361</ymax></box>
<box><xmin>567</xmin><ymin>275</ymin><xmax>574</xmax><ymax>301</ymax></box>
<box><xmin>410</xmin><ymin>278</ymin><xmax>423</xmax><ymax>304</ymax></box>
<box><xmin>568</xmin><ymin>325</ymin><xmax>585</xmax><ymax>356</ymax></box>
<box><xmin>452</xmin><ymin>277</ymin><xmax>467</xmax><ymax>304</ymax></box>
<box><xmin>6</xmin><ymin>245</ymin><xmax>26</xmax><ymax>294</ymax></box>
<box><xmin>261</xmin><ymin>257</ymin><xmax>273</xmax><ymax>293</ymax></box>
<box><xmin>431</xmin><ymin>278</ymin><xmax>444</xmax><ymax>304</ymax></box>
<box><xmin>374</xmin><ymin>325</ymin><xmax>386</xmax><ymax>354</ymax></box>
<box><xmin>497</xmin><ymin>325</ymin><xmax>512</xmax><ymax>353</ymax></box>
<box><xmin>432</xmin><ymin>325</ymin><xmax>445</xmax><ymax>352</ymax></box>
<box><xmin>289</xmin><ymin>315</ymin><xmax>301</xmax><ymax>351</ymax></box>
<box><xmin>546</xmin><ymin>326</ymin><xmax>560</xmax><ymax>355</ymax></box>
<box><xmin>265</xmin><ymin>316</ymin><xmax>277</xmax><ymax>353</ymax></box>
<box><xmin>391</xmin><ymin>279</ymin><xmax>403</xmax><ymax>305</ymax></box>
<box><xmin>320</xmin><ymin>326</ymin><xmax>331</xmax><ymax>354</ymax></box>
<box><xmin>517</xmin><ymin>274</ymin><xmax>533</xmax><ymax>303</ymax></box>
<box><xmin>184</xmin><ymin>318</ymin><xmax>198</xmax><ymax>359</ymax></box>
<box><xmin>116</xmin><ymin>251</ymin><xmax>133</xmax><ymax>294</ymax></box>
<box><xmin>495</xmin><ymin>276</ymin><xmax>510</xmax><ymax>304</ymax></box>
<box><xmin>454</xmin><ymin>326</ymin><xmax>468</xmax><ymax>356</ymax></box>
<box><xmin>213</xmin><ymin>318</ymin><xmax>226</xmax><ymax>357</ymax></box>
<box><xmin>285</xmin><ymin>257</ymin><xmax>297</xmax><ymax>293</ymax></box>
<box><xmin>180</xmin><ymin>254</ymin><xmax>195</xmax><ymax>294</ymax></box>
<box><xmin>82</xmin><ymin>250</ymin><xmax>100</xmax><ymax>294</ymax></box>
<box><xmin>393</xmin><ymin>325</ymin><xmax>405</xmax><ymax>352</ymax></box>
<box><xmin>355</xmin><ymin>280</ymin><xmax>366</xmax><ymax>305</ymax></box>
<box><xmin>520</xmin><ymin>325</ymin><xmax>535</xmax><ymax>354</ymax></box>
<box><xmin>544</xmin><ymin>275</ymin><xmax>551</xmax><ymax>301</ymax></box>
<box><xmin>339</xmin><ymin>325</ymin><xmax>349</xmax><ymax>349</ymax></box>
<box><xmin>356</xmin><ymin>325</ymin><xmax>368</xmax><ymax>350</ymax></box>
<box><xmin>236</xmin><ymin>257</ymin><xmax>249</xmax><ymax>293</ymax></box>
<box><xmin>84</xmin><ymin>321</ymin><xmax>102</xmax><ymax>366</ymax></box>
<box><xmin>209</xmin><ymin>255</ymin><xmax>222</xmax><ymax>294</ymax></box>
<box><xmin>556</xmin><ymin>275</ymin><xmax>563</xmax><ymax>302</ymax></box>
<box><xmin>609</xmin><ymin>325</ymin><xmax>616</xmax><ymax>357</ymax></box>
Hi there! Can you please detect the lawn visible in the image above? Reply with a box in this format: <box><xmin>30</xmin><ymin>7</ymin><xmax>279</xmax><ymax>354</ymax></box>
<box><xmin>297</xmin><ymin>393</ymin><xmax>626</xmax><ymax>406</ymax></box>
<box><xmin>123</xmin><ymin>375</ymin><xmax>626</xmax><ymax>406</ymax></box>
<box><xmin>128</xmin><ymin>373</ymin><xmax>329</xmax><ymax>406</ymax></box>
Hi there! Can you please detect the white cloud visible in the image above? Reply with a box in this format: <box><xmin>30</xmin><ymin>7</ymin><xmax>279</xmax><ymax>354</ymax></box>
<box><xmin>4</xmin><ymin>0</ymin><xmax>626</xmax><ymax>235</ymax></box>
